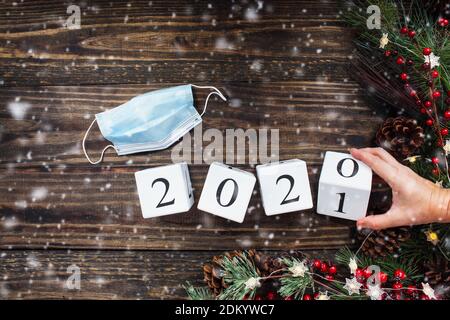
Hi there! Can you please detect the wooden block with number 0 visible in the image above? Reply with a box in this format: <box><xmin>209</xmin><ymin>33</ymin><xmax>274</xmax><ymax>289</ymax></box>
<box><xmin>135</xmin><ymin>162</ymin><xmax>194</xmax><ymax>218</ymax></box>
<box><xmin>197</xmin><ymin>162</ymin><xmax>256</xmax><ymax>223</ymax></box>
<box><xmin>317</xmin><ymin>151</ymin><xmax>372</xmax><ymax>221</ymax></box>
<box><xmin>256</xmin><ymin>159</ymin><xmax>313</xmax><ymax>216</ymax></box>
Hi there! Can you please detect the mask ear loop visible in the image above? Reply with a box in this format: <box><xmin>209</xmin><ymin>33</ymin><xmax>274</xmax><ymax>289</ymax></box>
<box><xmin>191</xmin><ymin>85</ymin><xmax>227</xmax><ymax>117</ymax></box>
<box><xmin>82</xmin><ymin>119</ymin><xmax>117</xmax><ymax>165</ymax></box>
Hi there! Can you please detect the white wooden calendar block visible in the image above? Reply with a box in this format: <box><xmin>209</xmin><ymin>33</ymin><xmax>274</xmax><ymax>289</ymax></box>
<box><xmin>317</xmin><ymin>151</ymin><xmax>372</xmax><ymax>221</ymax></box>
<box><xmin>135</xmin><ymin>162</ymin><xmax>194</xmax><ymax>218</ymax></box>
<box><xmin>256</xmin><ymin>159</ymin><xmax>313</xmax><ymax>216</ymax></box>
<box><xmin>197</xmin><ymin>162</ymin><xmax>256</xmax><ymax>223</ymax></box>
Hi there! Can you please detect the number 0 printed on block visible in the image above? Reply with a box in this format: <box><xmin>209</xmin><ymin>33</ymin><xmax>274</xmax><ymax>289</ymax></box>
<box><xmin>316</xmin><ymin>151</ymin><xmax>372</xmax><ymax>221</ymax></box>
<box><xmin>197</xmin><ymin>162</ymin><xmax>256</xmax><ymax>223</ymax></box>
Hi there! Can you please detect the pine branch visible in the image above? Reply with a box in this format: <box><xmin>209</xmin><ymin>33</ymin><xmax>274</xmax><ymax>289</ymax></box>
<box><xmin>217</xmin><ymin>253</ymin><xmax>260</xmax><ymax>300</ymax></box>
<box><xmin>184</xmin><ymin>283</ymin><xmax>216</xmax><ymax>300</ymax></box>
<box><xmin>277</xmin><ymin>257</ymin><xmax>314</xmax><ymax>299</ymax></box>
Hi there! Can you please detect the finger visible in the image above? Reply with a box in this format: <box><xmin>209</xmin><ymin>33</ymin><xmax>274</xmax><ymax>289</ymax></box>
<box><xmin>350</xmin><ymin>148</ymin><xmax>398</xmax><ymax>187</ymax></box>
<box><xmin>357</xmin><ymin>208</ymin><xmax>405</xmax><ymax>230</ymax></box>
<box><xmin>359</xmin><ymin>147</ymin><xmax>401</xmax><ymax>169</ymax></box>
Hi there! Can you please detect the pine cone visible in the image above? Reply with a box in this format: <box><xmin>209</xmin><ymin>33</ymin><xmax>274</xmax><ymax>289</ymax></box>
<box><xmin>358</xmin><ymin>227</ymin><xmax>411</xmax><ymax>259</ymax></box>
<box><xmin>203</xmin><ymin>250</ymin><xmax>257</xmax><ymax>296</ymax></box>
<box><xmin>253</xmin><ymin>250</ymin><xmax>283</xmax><ymax>277</ymax></box>
<box><xmin>376</xmin><ymin>117</ymin><xmax>424</xmax><ymax>159</ymax></box>
<box><xmin>423</xmin><ymin>257</ymin><xmax>450</xmax><ymax>299</ymax></box>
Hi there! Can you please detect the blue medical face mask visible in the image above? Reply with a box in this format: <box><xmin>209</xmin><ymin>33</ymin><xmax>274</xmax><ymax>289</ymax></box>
<box><xmin>82</xmin><ymin>84</ymin><xmax>226</xmax><ymax>164</ymax></box>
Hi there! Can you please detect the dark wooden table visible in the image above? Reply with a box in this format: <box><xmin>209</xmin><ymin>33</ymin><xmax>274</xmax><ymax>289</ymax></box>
<box><xmin>0</xmin><ymin>0</ymin><xmax>389</xmax><ymax>299</ymax></box>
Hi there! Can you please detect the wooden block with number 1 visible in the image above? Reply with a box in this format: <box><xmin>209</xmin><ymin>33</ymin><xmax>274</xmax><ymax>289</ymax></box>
<box><xmin>316</xmin><ymin>151</ymin><xmax>372</xmax><ymax>221</ymax></box>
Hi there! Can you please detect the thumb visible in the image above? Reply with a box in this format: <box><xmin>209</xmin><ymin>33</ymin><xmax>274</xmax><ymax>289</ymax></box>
<box><xmin>357</xmin><ymin>208</ymin><xmax>404</xmax><ymax>230</ymax></box>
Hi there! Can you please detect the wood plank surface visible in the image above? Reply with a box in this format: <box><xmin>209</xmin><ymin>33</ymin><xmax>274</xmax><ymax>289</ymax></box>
<box><xmin>0</xmin><ymin>249</ymin><xmax>336</xmax><ymax>299</ymax></box>
<box><xmin>0</xmin><ymin>0</ymin><xmax>352</xmax><ymax>86</ymax></box>
<box><xmin>0</xmin><ymin>82</ymin><xmax>389</xmax><ymax>250</ymax></box>
<box><xmin>0</xmin><ymin>0</ymin><xmax>394</xmax><ymax>299</ymax></box>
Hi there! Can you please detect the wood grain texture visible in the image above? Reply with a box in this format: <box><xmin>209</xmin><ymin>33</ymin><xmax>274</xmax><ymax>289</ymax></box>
<box><xmin>0</xmin><ymin>250</ymin><xmax>211</xmax><ymax>299</ymax></box>
<box><xmin>0</xmin><ymin>0</ymin><xmax>353</xmax><ymax>86</ymax></box>
<box><xmin>0</xmin><ymin>249</ymin><xmax>335</xmax><ymax>299</ymax></box>
<box><xmin>0</xmin><ymin>82</ymin><xmax>389</xmax><ymax>250</ymax></box>
<box><xmin>0</xmin><ymin>0</ymin><xmax>392</xmax><ymax>299</ymax></box>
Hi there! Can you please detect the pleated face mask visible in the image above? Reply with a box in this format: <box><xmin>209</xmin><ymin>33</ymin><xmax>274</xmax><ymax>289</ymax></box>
<box><xmin>82</xmin><ymin>84</ymin><xmax>226</xmax><ymax>164</ymax></box>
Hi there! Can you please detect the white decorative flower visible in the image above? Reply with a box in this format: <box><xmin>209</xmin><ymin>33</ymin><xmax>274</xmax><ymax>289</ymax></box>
<box><xmin>422</xmin><ymin>283</ymin><xmax>437</xmax><ymax>300</ymax></box>
<box><xmin>244</xmin><ymin>277</ymin><xmax>261</xmax><ymax>290</ymax></box>
<box><xmin>289</xmin><ymin>260</ymin><xmax>308</xmax><ymax>277</ymax></box>
<box><xmin>424</xmin><ymin>52</ymin><xmax>440</xmax><ymax>69</ymax></box>
<box><xmin>349</xmin><ymin>257</ymin><xmax>358</xmax><ymax>275</ymax></box>
<box><xmin>366</xmin><ymin>284</ymin><xmax>385</xmax><ymax>300</ymax></box>
<box><xmin>344</xmin><ymin>277</ymin><xmax>363</xmax><ymax>295</ymax></box>
<box><xmin>379</xmin><ymin>33</ymin><xmax>389</xmax><ymax>49</ymax></box>
<box><xmin>443</xmin><ymin>140</ymin><xmax>450</xmax><ymax>156</ymax></box>
<box><xmin>316</xmin><ymin>291</ymin><xmax>330</xmax><ymax>300</ymax></box>
<box><xmin>405</xmin><ymin>155</ymin><xmax>421</xmax><ymax>163</ymax></box>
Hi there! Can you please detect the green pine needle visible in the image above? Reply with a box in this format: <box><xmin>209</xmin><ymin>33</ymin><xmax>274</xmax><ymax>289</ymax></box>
<box><xmin>217</xmin><ymin>253</ymin><xmax>260</xmax><ymax>300</ymax></box>
<box><xmin>278</xmin><ymin>257</ymin><xmax>314</xmax><ymax>299</ymax></box>
<box><xmin>184</xmin><ymin>283</ymin><xmax>215</xmax><ymax>300</ymax></box>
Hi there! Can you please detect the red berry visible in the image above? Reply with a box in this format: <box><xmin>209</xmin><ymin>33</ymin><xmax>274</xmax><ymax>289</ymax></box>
<box><xmin>424</xmin><ymin>100</ymin><xmax>432</xmax><ymax>108</ymax></box>
<box><xmin>407</xmin><ymin>285</ymin><xmax>417</xmax><ymax>295</ymax></box>
<box><xmin>439</xmin><ymin>18</ymin><xmax>449</xmax><ymax>27</ymax></box>
<box><xmin>328</xmin><ymin>265</ymin><xmax>337</xmax><ymax>275</ymax></box>
<box><xmin>255</xmin><ymin>295</ymin><xmax>262</xmax><ymax>300</ymax></box>
<box><xmin>355</xmin><ymin>268</ymin><xmax>364</xmax><ymax>278</ymax></box>
<box><xmin>303</xmin><ymin>294</ymin><xmax>312</xmax><ymax>300</ymax></box>
<box><xmin>379</xmin><ymin>272</ymin><xmax>388</xmax><ymax>283</ymax></box>
<box><xmin>432</xmin><ymin>157</ymin><xmax>440</xmax><ymax>164</ymax></box>
<box><xmin>400</xmin><ymin>26</ymin><xmax>408</xmax><ymax>34</ymax></box>
<box><xmin>363</xmin><ymin>268</ymin><xmax>372</xmax><ymax>279</ymax></box>
<box><xmin>444</xmin><ymin>110</ymin><xmax>450</xmax><ymax>119</ymax></box>
<box><xmin>394</xmin><ymin>269</ymin><xmax>406</xmax><ymax>280</ymax></box>
<box><xmin>408</xmin><ymin>30</ymin><xmax>416</xmax><ymax>38</ymax></box>
<box><xmin>409</xmin><ymin>90</ymin><xmax>417</xmax><ymax>97</ymax></box>
<box><xmin>432</xmin><ymin>91</ymin><xmax>441</xmax><ymax>99</ymax></box>
<box><xmin>431</xmin><ymin>70</ymin><xmax>439</xmax><ymax>78</ymax></box>
<box><xmin>407</xmin><ymin>59</ymin><xmax>414</xmax><ymax>66</ymax></box>
<box><xmin>441</xmin><ymin>128</ymin><xmax>449</xmax><ymax>136</ymax></box>
<box><xmin>313</xmin><ymin>259</ymin><xmax>322</xmax><ymax>269</ymax></box>
<box><xmin>422</xmin><ymin>62</ymin><xmax>431</xmax><ymax>70</ymax></box>
<box><xmin>437</xmin><ymin>139</ymin><xmax>443</xmax><ymax>147</ymax></box>
<box><xmin>284</xmin><ymin>296</ymin><xmax>293</xmax><ymax>301</ymax></box>
<box><xmin>420</xmin><ymin>294</ymin><xmax>430</xmax><ymax>300</ymax></box>
<box><xmin>320</xmin><ymin>262</ymin><xmax>328</xmax><ymax>273</ymax></box>
<box><xmin>423</xmin><ymin>47</ymin><xmax>432</xmax><ymax>56</ymax></box>
<box><xmin>426</xmin><ymin>119</ymin><xmax>433</xmax><ymax>126</ymax></box>
<box><xmin>400</xmin><ymin>73</ymin><xmax>408</xmax><ymax>81</ymax></box>
<box><xmin>325</xmin><ymin>275</ymin><xmax>334</xmax><ymax>281</ymax></box>
<box><xmin>416</xmin><ymin>99</ymin><xmax>422</xmax><ymax>106</ymax></box>
<box><xmin>393</xmin><ymin>282</ymin><xmax>403</xmax><ymax>290</ymax></box>
<box><xmin>420</xmin><ymin>108</ymin><xmax>427</xmax><ymax>114</ymax></box>
<box><xmin>384</xmin><ymin>50</ymin><xmax>392</xmax><ymax>57</ymax></box>
<box><xmin>432</xmin><ymin>167</ymin><xmax>439</xmax><ymax>176</ymax></box>
<box><xmin>396</xmin><ymin>56</ymin><xmax>405</xmax><ymax>65</ymax></box>
<box><xmin>266</xmin><ymin>291</ymin><xmax>276</xmax><ymax>300</ymax></box>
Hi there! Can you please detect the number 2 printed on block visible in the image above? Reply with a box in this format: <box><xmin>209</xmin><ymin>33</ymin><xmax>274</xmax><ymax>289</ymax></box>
<box><xmin>256</xmin><ymin>159</ymin><xmax>313</xmax><ymax>216</ymax></box>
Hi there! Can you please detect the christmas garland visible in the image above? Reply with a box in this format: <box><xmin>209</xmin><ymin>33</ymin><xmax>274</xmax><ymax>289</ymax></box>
<box><xmin>184</xmin><ymin>0</ymin><xmax>449</xmax><ymax>300</ymax></box>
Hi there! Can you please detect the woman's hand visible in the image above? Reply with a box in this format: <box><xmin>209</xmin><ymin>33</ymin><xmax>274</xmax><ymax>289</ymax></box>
<box><xmin>350</xmin><ymin>147</ymin><xmax>450</xmax><ymax>230</ymax></box>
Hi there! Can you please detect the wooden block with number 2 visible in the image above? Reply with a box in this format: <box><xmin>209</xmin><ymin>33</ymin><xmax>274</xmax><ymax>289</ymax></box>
<box><xmin>256</xmin><ymin>159</ymin><xmax>313</xmax><ymax>216</ymax></box>
<box><xmin>135</xmin><ymin>162</ymin><xmax>194</xmax><ymax>218</ymax></box>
